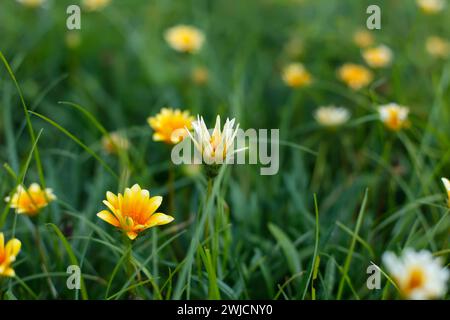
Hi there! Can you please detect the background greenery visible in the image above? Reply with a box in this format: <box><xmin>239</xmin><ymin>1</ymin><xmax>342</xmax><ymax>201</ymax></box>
<box><xmin>0</xmin><ymin>0</ymin><xmax>448</xmax><ymax>299</ymax></box>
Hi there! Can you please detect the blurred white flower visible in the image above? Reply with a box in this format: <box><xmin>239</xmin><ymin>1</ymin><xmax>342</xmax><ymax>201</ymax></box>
<box><xmin>383</xmin><ymin>249</ymin><xmax>449</xmax><ymax>299</ymax></box>
<box><xmin>378</xmin><ymin>103</ymin><xmax>410</xmax><ymax>131</ymax></box>
<box><xmin>314</xmin><ymin>106</ymin><xmax>350</xmax><ymax>127</ymax></box>
<box><xmin>441</xmin><ymin>177</ymin><xmax>450</xmax><ymax>207</ymax></box>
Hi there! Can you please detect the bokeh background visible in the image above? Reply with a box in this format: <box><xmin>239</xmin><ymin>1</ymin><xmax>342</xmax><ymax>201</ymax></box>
<box><xmin>0</xmin><ymin>0</ymin><xmax>449</xmax><ymax>299</ymax></box>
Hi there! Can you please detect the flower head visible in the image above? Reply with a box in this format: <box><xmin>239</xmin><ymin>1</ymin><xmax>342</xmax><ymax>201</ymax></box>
<box><xmin>416</xmin><ymin>0</ymin><xmax>445</xmax><ymax>14</ymax></box>
<box><xmin>426</xmin><ymin>36</ymin><xmax>450</xmax><ymax>59</ymax></box>
<box><xmin>191</xmin><ymin>66</ymin><xmax>209</xmax><ymax>85</ymax></box>
<box><xmin>147</xmin><ymin>108</ymin><xmax>194</xmax><ymax>144</ymax></box>
<box><xmin>102</xmin><ymin>132</ymin><xmax>130</xmax><ymax>155</ymax></box>
<box><xmin>187</xmin><ymin>115</ymin><xmax>240</xmax><ymax>165</ymax></box>
<box><xmin>314</xmin><ymin>106</ymin><xmax>350</xmax><ymax>128</ymax></box>
<box><xmin>82</xmin><ymin>0</ymin><xmax>111</xmax><ymax>11</ymax></box>
<box><xmin>383</xmin><ymin>249</ymin><xmax>449</xmax><ymax>299</ymax></box>
<box><xmin>363</xmin><ymin>45</ymin><xmax>393</xmax><ymax>68</ymax></box>
<box><xmin>0</xmin><ymin>233</ymin><xmax>21</xmax><ymax>278</ymax></box>
<box><xmin>378</xmin><ymin>103</ymin><xmax>410</xmax><ymax>131</ymax></box>
<box><xmin>337</xmin><ymin>63</ymin><xmax>373</xmax><ymax>90</ymax></box>
<box><xmin>16</xmin><ymin>0</ymin><xmax>45</xmax><ymax>8</ymax></box>
<box><xmin>164</xmin><ymin>25</ymin><xmax>205</xmax><ymax>54</ymax></box>
<box><xmin>5</xmin><ymin>183</ymin><xmax>56</xmax><ymax>216</ymax></box>
<box><xmin>97</xmin><ymin>184</ymin><xmax>174</xmax><ymax>240</ymax></box>
<box><xmin>353</xmin><ymin>30</ymin><xmax>375</xmax><ymax>48</ymax></box>
<box><xmin>282</xmin><ymin>63</ymin><xmax>312</xmax><ymax>88</ymax></box>
<box><xmin>441</xmin><ymin>177</ymin><xmax>450</xmax><ymax>207</ymax></box>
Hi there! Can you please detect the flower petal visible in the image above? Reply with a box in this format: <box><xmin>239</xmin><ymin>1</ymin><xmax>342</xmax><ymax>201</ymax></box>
<box><xmin>146</xmin><ymin>213</ymin><xmax>174</xmax><ymax>228</ymax></box>
<box><xmin>97</xmin><ymin>210</ymin><xmax>120</xmax><ymax>227</ymax></box>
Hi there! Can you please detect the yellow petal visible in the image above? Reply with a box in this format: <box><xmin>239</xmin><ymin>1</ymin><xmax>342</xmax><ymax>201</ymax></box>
<box><xmin>0</xmin><ymin>233</ymin><xmax>4</xmax><ymax>256</ymax></box>
<box><xmin>2</xmin><ymin>268</ymin><xmax>16</xmax><ymax>277</ymax></box>
<box><xmin>5</xmin><ymin>239</ymin><xmax>21</xmax><ymax>259</ymax></box>
<box><xmin>97</xmin><ymin>210</ymin><xmax>120</xmax><ymax>227</ymax></box>
<box><xmin>147</xmin><ymin>196</ymin><xmax>163</xmax><ymax>215</ymax></box>
<box><xmin>126</xmin><ymin>231</ymin><xmax>138</xmax><ymax>240</ymax></box>
<box><xmin>146</xmin><ymin>213</ymin><xmax>174</xmax><ymax>228</ymax></box>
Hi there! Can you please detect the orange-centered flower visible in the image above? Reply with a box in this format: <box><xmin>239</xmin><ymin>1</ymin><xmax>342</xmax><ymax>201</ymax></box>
<box><xmin>97</xmin><ymin>184</ymin><xmax>174</xmax><ymax>240</ymax></box>
<box><xmin>282</xmin><ymin>63</ymin><xmax>312</xmax><ymax>88</ymax></box>
<box><xmin>5</xmin><ymin>183</ymin><xmax>56</xmax><ymax>216</ymax></box>
<box><xmin>0</xmin><ymin>233</ymin><xmax>21</xmax><ymax>278</ymax></box>
<box><xmin>378</xmin><ymin>103</ymin><xmax>410</xmax><ymax>131</ymax></box>
<box><xmin>164</xmin><ymin>25</ymin><xmax>205</xmax><ymax>54</ymax></box>
<box><xmin>337</xmin><ymin>63</ymin><xmax>373</xmax><ymax>90</ymax></box>
<box><xmin>102</xmin><ymin>132</ymin><xmax>130</xmax><ymax>155</ymax></box>
<box><xmin>147</xmin><ymin>108</ymin><xmax>194</xmax><ymax>144</ymax></box>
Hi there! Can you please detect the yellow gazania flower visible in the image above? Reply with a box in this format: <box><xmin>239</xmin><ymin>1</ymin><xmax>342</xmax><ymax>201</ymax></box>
<box><xmin>0</xmin><ymin>233</ymin><xmax>21</xmax><ymax>278</ymax></box>
<box><xmin>186</xmin><ymin>115</ymin><xmax>240</xmax><ymax>165</ymax></box>
<box><xmin>164</xmin><ymin>25</ymin><xmax>205</xmax><ymax>54</ymax></box>
<box><xmin>82</xmin><ymin>0</ymin><xmax>111</xmax><ymax>11</ymax></box>
<box><xmin>191</xmin><ymin>66</ymin><xmax>209</xmax><ymax>85</ymax></box>
<box><xmin>5</xmin><ymin>183</ymin><xmax>56</xmax><ymax>216</ymax></box>
<box><xmin>441</xmin><ymin>178</ymin><xmax>450</xmax><ymax>207</ymax></box>
<box><xmin>282</xmin><ymin>63</ymin><xmax>312</xmax><ymax>88</ymax></box>
<box><xmin>416</xmin><ymin>0</ymin><xmax>445</xmax><ymax>14</ymax></box>
<box><xmin>337</xmin><ymin>63</ymin><xmax>373</xmax><ymax>90</ymax></box>
<box><xmin>16</xmin><ymin>0</ymin><xmax>45</xmax><ymax>8</ymax></box>
<box><xmin>97</xmin><ymin>184</ymin><xmax>174</xmax><ymax>240</ymax></box>
<box><xmin>353</xmin><ymin>30</ymin><xmax>375</xmax><ymax>48</ymax></box>
<box><xmin>383</xmin><ymin>249</ymin><xmax>449</xmax><ymax>299</ymax></box>
<box><xmin>426</xmin><ymin>36</ymin><xmax>450</xmax><ymax>59</ymax></box>
<box><xmin>378</xmin><ymin>103</ymin><xmax>410</xmax><ymax>131</ymax></box>
<box><xmin>147</xmin><ymin>108</ymin><xmax>194</xmax><ymax>144</ymax></box>
<box><xmin>362</xmin><ymin>45</ymin><xmax>393</xmax><ymax>68</ymax></box>
<box><xmin>102</xmin><ymin>132</ymin><xmax>130</xmax><ymax>155</ymax></box>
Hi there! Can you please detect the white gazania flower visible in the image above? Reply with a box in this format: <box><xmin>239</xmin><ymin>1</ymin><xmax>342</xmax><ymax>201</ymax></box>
<box><xmin>378</xmin><ymin>103</ymin><xmax>410</xmax><ymax>131</ymax></box>
<box><xmin>314</xmin><ymin>106</ymin><xmax>350</xmax><ymax>127</ymax></box>
<box><xmin>186</xmin><ymin>115</ymin><xmax>240</xmax><ymax>165</ymax></box>
<box><xmin>441</xmin><ymin>177</ymin><xmax>450</xmax><ymax>207</ymax></box>
<box><xmin>383</xmin><ymin>249</ymin><xmax>449</xmax><ymax>300</ymax></box>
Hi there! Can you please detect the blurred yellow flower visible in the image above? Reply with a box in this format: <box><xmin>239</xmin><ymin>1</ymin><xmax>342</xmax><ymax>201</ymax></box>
<box><xmin>282</xmin><ymin>63</ymin><xmax>312</xmax><ymax>88</ymax></box>
<box><xmin>353</xmin><ymin>30</ymin><xmax>375</xmax><ymax>48</ymax></box>
<box><xmin>416</xmin><ymin>0</ymin><xmax>445</xmax><ymax>14</ymax></box>
<box><xmin>187</xmin><ymin>115</ymin><xmax>240</xmax><ymax>165</ymax></box>
<box><xmin>65</xmin><ymin>32</ymin><xmax>82</xmax><ymax>49</ymax></box>
<box><xmin>383</xmin><ymin>249</ymin><xmax>449</xmax><ymax>299</ymax></box>
<box><xmin>0</xmin><ymin>233</ymin><xmax>21</xmax><ymax>278</ymax></box>
<box><xmin>338</xmin><ymin>63</ymin><xmax>373</xmax><ymax>90</ymax></box>
<box><xmin>147</xmin><ymin>108</ymin><xmax>194</xmax><ymax>144</ymax></box>
<box><xmin>426</xmin><ymin>36</ymin><xmax>450</xmax><ymax>59</ymax></box>
<box><xmin>314</xmin><ymin>106</ymin><xmax>350</xmax><ymax>127</ymax></box>
<box><xmin>441</xmin><ymin>178</ymin><xmax>450</xmax><ymax>207</ymax></box>
<box><xmin>283</xmin><ymin>37</ymin><xmax>304</xmax><ymax>58</ymax></box>
<box><xmin>378</xmin><ymin>103</ymin><xmax>410</xmax><ymax>131</ymax></box>
<box><xmin>191</xmin><ymin>66</ymin><xmax>209</xmax><ymax>85</ymax></box>
<box><xmin>363</xmin><ymin>45</ymin><xmax>393</xmax><ymax>68</ymax></box>
<box><xmin>102</xmin><ymin>132</ymin><xmax>130</xmax><ymax>155</ymax></box>
<box><xmin>164</xmin><ymin>25</ymin><xmax>205</xmax><ymax>54</ymax></box>
<box><xmin>97</xmin><ymin>184</ymin><xmax>174</xmax><ymax>240</ymax></box>
<box><xmin>5</xmin><ymin>183</ymin><xmax>56</xmax><ymax>216</ymax></box>
<box><xmin>16</xmin><ymin>0</ymin><xmax>45</xmax><ymax>8</ymax></box>
<box><xmin>83</xmin><ymin>0</ymin><xmax>111</xmax><ymax>11</ymax></box>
